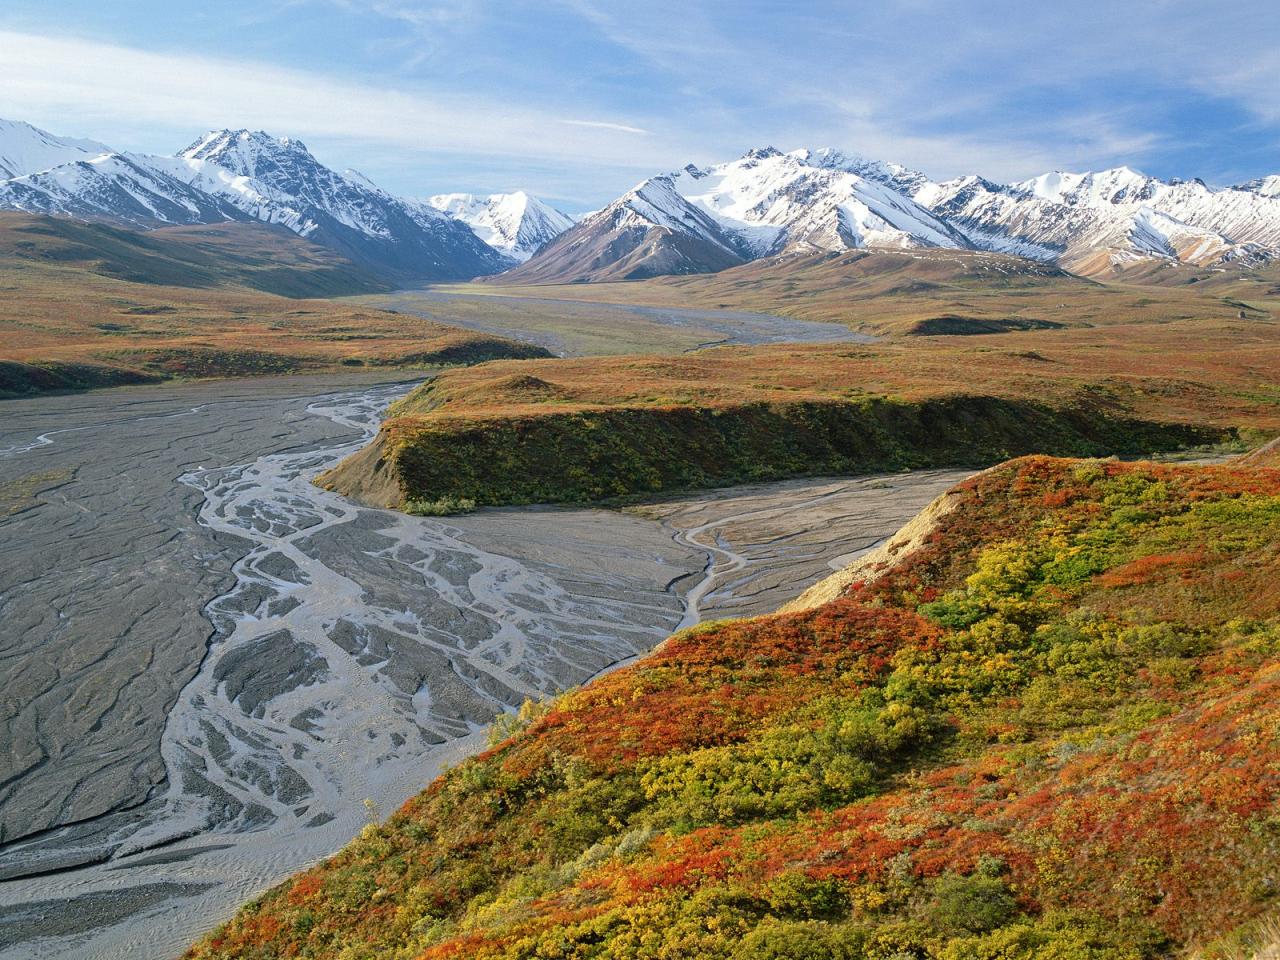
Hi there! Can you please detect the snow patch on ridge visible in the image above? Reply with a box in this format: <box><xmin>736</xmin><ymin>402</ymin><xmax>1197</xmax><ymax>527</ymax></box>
<box><xmin>0</xmin><ymin>118</ymin><xmax>112</xmax><ymax>180</ymax></box>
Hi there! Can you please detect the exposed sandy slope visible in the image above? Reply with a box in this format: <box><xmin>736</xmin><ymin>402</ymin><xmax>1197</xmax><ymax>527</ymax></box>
<box><xmin>778</xmin><ymin>471</ymin><xmax>988</xmax><ymax>613</ymax></box>
<box><xmin>1238</xmin><ymin>436</ymin><xmax>1280</xmax><ymax>467</ymax></box>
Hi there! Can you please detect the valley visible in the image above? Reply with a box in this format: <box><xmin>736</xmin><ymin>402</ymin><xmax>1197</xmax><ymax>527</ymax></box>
<box><xmin>349</xmin><ymin>287</ymin><xmax>871</xmax><ymax>356</ymax></box>
<box><xmin>1</xmin><ymin>92</ymin><xmax>1279</xmax><ymax>960</ymax></box>
<box><xmin>0</xmin><ymin>372</ymin><xmax>969</xmax><ymax>958</ymax></box>
<box><xmin>475</xmin><ymin>246</ymin><xmax>1279</xmax><ymax>337</ymax></box>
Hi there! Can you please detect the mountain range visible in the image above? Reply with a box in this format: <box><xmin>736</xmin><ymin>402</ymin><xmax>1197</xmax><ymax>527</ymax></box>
<box><xmin>0</xmin><ymin>120</ymin><xmax>570</xmax><ymax>282</ymax></box>
<box><xmin>3</xmin><ymin>117</ymin><xmax>1279</xmax><ymax>285</ymax></box>
<box><xmin>502</xmin><ymin>146</ymin><xmax>1280</xmax><ymax>283</ymax></box>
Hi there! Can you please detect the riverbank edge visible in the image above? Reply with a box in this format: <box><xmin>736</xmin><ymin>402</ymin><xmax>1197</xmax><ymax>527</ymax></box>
<box><xmin>0</xmin><ymin>339</ymin><xmax>552</xmax><ymax>401</ymax></box>
<box><xmin>320</xmin><ymin>394</ymin><xmax>1237</xmax><ymax>510</ymax></box>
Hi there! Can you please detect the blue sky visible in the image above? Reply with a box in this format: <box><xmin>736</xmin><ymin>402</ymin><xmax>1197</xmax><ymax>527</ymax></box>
<box><xmin>1</xmin><ymin>1</ymin><xmax>1277</xmax><ymax>210</ymax></box>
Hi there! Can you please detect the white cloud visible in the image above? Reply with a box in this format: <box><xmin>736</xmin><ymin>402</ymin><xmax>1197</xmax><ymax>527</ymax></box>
<box><xmin>560</xmin><ymin>119</ymin><xmax>649</xmax><ymax>136</ymax></box>
<box><xmin>0</xmin><ymin>29</ymin><xmax>677</xmax><ymax>170</ymax></box>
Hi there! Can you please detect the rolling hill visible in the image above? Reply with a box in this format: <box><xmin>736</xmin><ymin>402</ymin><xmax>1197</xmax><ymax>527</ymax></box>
<box><xmin>0</xmin><ymin>211</ymin><xmax>390</xmax><ymax>297</ymax></box>
<box><xmin>189</xmin><ymin>452</ymin><xmax>1280</xmax><ymax>960</ymax></box>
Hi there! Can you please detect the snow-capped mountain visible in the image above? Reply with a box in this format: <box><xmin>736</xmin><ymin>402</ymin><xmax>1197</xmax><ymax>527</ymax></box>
<box><xmin>795</xmin><ymin>147</ymin><xmax>934</xmax><ymax>198</ymax></box>
<box><xmin>917</xmin><ymin>166</ymin><xmax>1280</xmax><ymax>273</ymax></box>
<box><xmin>5</xmin><ymin>116</ymin><xmax>1279</xmax><ymax>284</ymax></box>
<box><xmin>171</xmin><ymin>130</ymin><xmax>514</xmax><ymax>280</ymax></box>
<box><xmin>0</xmin><ymin>152</ymin><xmax>254</xmax><ymax>227</ymax></box>
<box><xmin>1237</xmin><ymin>175</ymin><xmax>1280</xmax><ymax>199</ymax></box>
<box><xmin>0</xmin><ymin>121</ymin><xmax>514</xmax><ymax>282</ymax></box>
<box><xmin>0</xmin><ymin>119</ymin><xmax>112</xmax><ymax>180</ymax></box>
<box><xmin>507</xmin><ymin>144</ymin><xmax>1280</xmax><ymax>283</ymax></box>
<box><xmin>502</xmin><ymin>147</ymin><xmax>965</xmax><ymax>283</ymax></box>
<box><xmin>425</xmin><ymin>191</ymin><xmax>574</xmax><ymax>261</ymax></box>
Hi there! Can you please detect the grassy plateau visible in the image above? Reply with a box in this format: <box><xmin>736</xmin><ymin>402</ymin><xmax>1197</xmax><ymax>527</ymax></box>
<box><xmin>322</xmin><ymin>316</ymin><xmax>1280</xmax><ymax>510</ymax></box>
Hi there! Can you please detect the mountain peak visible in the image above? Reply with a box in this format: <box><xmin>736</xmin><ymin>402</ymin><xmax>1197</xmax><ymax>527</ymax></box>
<box><xmin>795</xmin><ymin>146</ymin><xmax>866</xmax><ymax>168</ymax></box>
<box><xmin>1015</xmin><ymin>166</ymin><xmax>1163</xmax><ymax>206</ymax></box>
<box><xmin>180</xmin><ymin>129</ymin><xmax>316</xmax><ymax>179</ymax></box>
<box><xmin>742</xmin><ymin>146</ymin><xmax>783</xmax><ymax>161</ymax></box>
<box><xmin>424</xmin><ymin>190</ymin><xmax>573</xmax><ymax>262</ymax></box>
<box><xmin>1238</xmin><ymin>174</ymin><xmax>1280</xmax><ymax>198</ymax></box>
<box><xmin>0</xmin><ymin>118</ymin><xmax>113</xmax><ymax>180</ymax></box>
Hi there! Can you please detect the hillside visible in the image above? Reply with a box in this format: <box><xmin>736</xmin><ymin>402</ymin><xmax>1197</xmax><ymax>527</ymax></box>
<box><xmin>0</xmin><ymin>213</ymin><xmax>549</xmax><ymax>397</ymax></box>
<box><xmin>321</xmin><ymin>317</ymin><xmax>1280</xmax><ymax>510</ymax></box>
<box><xmin>0</xmin><ymin>212</ymin><xmax>391</xmax><ymax>297</ymax></box>
<box><xmin>475</xmin><ymin>247</ymin><xmax>1271</xmax><ymax>337</ymax></box>
<box><xmin>189</xmin><ymin>454</ymin><xmax>1280</xmax><ymax>959</ymax></box>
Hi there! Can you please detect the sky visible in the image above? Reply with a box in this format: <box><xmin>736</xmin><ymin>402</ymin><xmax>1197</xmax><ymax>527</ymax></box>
<box><xmin>0</xmin><ymin>1</ymin><xmax>1277</xmax><ymax>211</ymax></box>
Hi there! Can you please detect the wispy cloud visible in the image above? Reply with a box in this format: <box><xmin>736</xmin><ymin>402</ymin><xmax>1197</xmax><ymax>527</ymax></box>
<box><xmin>0</xmin><ymin>29</ymin><xmax>676</xmax><ymax>173</ymax></box>
<box><xmin>555</xmin><ymin>0</ymin><xmax>735</xmax><ymax>72</ymax></box>
<box><xmin>321</xmin><ymin>0</ymin><xmax>481</xmax><ymax>31</ymax></box>
<box><xmin>560</xmin><ymin>119</ymin><xmax>649</xmax><ymax>136</ymax></box>
<box><xmin>0</xmin><ymin>1</ymin><xmax>1276</xmax><ymax>204</ymax></box>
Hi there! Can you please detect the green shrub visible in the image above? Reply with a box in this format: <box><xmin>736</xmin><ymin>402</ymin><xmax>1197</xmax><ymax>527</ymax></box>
<box><xmin>733</xmin><ymin>918</ymin><xmax>863</xmax><ymax>960</ymax></box>
<box><xmin>937</xmin><ymin>910</ymin><xmax>1163</xmax><ymax>960</ymax></box>
<box><xmin>765</xmin><ymin>872</ymin><xmax>852</xmax><ymax>921</ymax></box>
<box><xmin>926</xmin><ymin>872</ymin><xmax>1018</xmax><ymax>936</ymax></box>
<box><xmin>640</xmin><ymin>693</ymin><xmax>932</xmax><ymax>826</ymax></box>
<box><xmin>403</xmin><ymin>495</ymin><xmax>477</xmax><ymax>516</ymax></box>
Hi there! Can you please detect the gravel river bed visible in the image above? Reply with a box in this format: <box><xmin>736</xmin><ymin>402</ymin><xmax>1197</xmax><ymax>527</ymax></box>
<box><xmin>0</xmin><ymin>372</ymin><xmax>966</xmax><ymax>959</ymax></box>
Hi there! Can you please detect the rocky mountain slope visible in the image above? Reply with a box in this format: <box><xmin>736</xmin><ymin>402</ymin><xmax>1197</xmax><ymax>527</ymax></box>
<box><xmin>174</xmin><ymin>130</ymin><xmax>515</xmax><ymax>280</ymax></box>
<box><xmin>920</xmin><ymin>165</ymin><xmax>1280</xmax><ymax>275</ymax></box>
<box><xmin>188</xmin><ymin>454</ymin><xmax>1280</xmax><ymax>960</ymax></box>
<box><xmin>425</xmin><ymin>191</ymin><xmax>574</xmax><ymax>261</ymax></box>
<box><xmin>499</xmin><ymin>147</ymin><xmax>967</xmax><ymax>283</ymax></box>
<box><xmin>502</xmin><ymin>145</ymin><xmax>1280</xmax><ymax>283</ymax></box>
<box><xmin>0</xmin><ymin>121</ymin><xmax>557</xmax><ymax>282</ymax></box>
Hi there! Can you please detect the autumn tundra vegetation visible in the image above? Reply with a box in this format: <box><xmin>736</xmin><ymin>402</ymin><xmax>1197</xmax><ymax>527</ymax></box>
<box><xmin>190</xmin><ymin>452</ymin><xmax>1280</xmax><ymax>959</ymax></box>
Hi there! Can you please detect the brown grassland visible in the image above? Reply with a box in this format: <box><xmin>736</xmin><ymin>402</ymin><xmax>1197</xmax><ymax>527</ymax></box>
<box><xmin>392</xmin><ymin>318</ymin><xmax>1280</xmax><ymax>428</ymax></box>
<box><xmin>472</xmin><ymin>247</ymin><xmax>1280</xmax><ymax>337</ymax></box>
<box><xmin>327</xmin><ymin>314</ymin><xmax>1280</xmax><ymax>510</ymax></box>
<box><xmin>0</xmin><ymin>213</ymin><xmax>546</xmax><ymax>396</ymax></box>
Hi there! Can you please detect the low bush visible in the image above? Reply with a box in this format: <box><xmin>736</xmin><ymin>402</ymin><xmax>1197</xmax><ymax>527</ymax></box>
<box><xmin>403</xmin><ymin>495</ymin><xmax>477</xmax><ymax>516</ymax></box>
